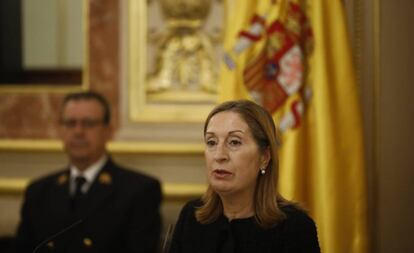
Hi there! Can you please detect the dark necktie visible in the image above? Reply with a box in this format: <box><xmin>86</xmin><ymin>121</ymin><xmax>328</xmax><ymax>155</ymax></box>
<box><xmin>74</xmin><ymin>176</ymin><xmax>87</xmax><ymax>196</ymax></box>
<box><xmin>71</xmin><ymin>176</ymin><xmax>87</xmax><ymax>212</ymax></box>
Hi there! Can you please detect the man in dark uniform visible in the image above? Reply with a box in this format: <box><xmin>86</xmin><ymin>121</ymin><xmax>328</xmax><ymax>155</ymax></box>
<box><xmin>14</xmin><ymin>91</ymin><xmax>162</xmax><ymax>253</ymax></box>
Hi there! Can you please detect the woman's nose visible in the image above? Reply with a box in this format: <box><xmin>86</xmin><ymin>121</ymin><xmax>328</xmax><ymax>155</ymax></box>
<box><xmin>213</xmin><ymin>142</ymin><xmax>228</xmax><ymax>162</ymax></box>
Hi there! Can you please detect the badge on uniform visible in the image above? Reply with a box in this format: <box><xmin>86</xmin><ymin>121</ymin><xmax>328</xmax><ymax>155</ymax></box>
<box><xmin>98</xmin><ymin>172</ymin><xmax>112</xmax><ymax>185</ymax></box>
<box><xmin>57</xmin><ymin>174</ymin><xmax>68</xmax><ymax>185</ymax></box>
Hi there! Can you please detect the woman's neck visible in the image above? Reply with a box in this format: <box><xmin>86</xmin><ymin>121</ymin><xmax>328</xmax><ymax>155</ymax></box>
<box><xmin>220</xmin><ymin>193</ymin><xmax>255</xmax><ymax>221</ymax></box>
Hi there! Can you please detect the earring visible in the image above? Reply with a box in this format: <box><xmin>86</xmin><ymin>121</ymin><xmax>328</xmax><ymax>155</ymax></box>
<box><xmin>260</xmin><ymin>168</ymin><xmax>266</xmax><ymax>175</ymax></box>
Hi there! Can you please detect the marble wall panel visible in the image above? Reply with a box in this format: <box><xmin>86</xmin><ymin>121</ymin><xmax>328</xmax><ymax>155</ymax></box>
<box><xmin>88</xmin><ymin>0</ymin><xmax>120</xmax><ymax>129</ymax></box>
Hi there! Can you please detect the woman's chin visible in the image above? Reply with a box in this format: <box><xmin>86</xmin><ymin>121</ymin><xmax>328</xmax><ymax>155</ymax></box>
<box><xmin>210</xmin><ymin>181</ymin><xmax>234</xmax><ymax>195</ymax></box>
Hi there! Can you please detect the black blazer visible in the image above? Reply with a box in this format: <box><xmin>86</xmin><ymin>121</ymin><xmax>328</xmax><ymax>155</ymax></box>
<box><xmin>15</xmin><ymin>158</ymin><xmax>162</xmax><ymax>253</ymax></box>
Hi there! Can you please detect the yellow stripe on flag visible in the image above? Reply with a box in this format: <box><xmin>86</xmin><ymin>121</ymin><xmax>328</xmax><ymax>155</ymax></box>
<box><xmin>219</xmin><ymin>1</ymin><xmax>368</xmax><ymax>253</ymax></box>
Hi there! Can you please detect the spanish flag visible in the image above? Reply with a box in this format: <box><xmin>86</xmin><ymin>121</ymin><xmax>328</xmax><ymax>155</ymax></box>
<box><xmin>219</xmin><ymin>1</ymin><xmax>368</xmax><ymax>253</ymax></box>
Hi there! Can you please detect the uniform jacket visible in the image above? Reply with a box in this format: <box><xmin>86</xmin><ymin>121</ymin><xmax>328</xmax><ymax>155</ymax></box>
<box><xmin>15</xmin><ymin>158</ymin><xmax>162</xmax><ymax>253</ymax></box>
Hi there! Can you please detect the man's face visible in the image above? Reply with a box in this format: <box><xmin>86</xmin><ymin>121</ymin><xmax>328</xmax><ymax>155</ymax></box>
<box><xmin>59</xmin><ymin>99</ymin><xmax>112</xmax><ymax>169</ymax></box>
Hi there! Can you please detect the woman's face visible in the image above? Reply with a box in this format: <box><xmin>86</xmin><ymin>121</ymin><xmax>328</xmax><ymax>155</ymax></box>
<box><xmin>204</xmin><ymin>111</ymin><xmax>268</xmax><ymax>197</ymax></box>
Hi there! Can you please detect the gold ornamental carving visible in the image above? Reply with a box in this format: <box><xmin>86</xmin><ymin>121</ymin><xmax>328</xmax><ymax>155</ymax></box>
<box><xmin>147</xmin><ymin>0</ymin><xmax>220</xmax><ymax>103</ymax></box>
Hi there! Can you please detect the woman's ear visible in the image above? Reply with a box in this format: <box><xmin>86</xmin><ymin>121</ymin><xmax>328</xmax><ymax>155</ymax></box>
<box><xmin>261</xmin><ymin>147</ymin><xmax>271</xmax><ymax>169</ymax></box>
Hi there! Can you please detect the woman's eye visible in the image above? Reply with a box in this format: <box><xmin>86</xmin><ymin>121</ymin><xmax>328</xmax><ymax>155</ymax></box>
<box><xmin>228</xmin><ymin>139</ymin><xmax>241</xmax><ymax>146</ymax></box>
<box><xmin>206</xmin><ymin>139</ymin><xmax>216</xmax><ymax>147</ymax></box>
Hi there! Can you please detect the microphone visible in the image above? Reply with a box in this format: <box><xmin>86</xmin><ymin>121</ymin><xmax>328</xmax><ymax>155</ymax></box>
<box><xmin>32</xmin><ymin>219</ymin><xmax>83</xmax><ymax>253</ymax></box>
<box><xmin>161</xmin><ymin>224</ymin><xmax>175</xmax><ymax>253</ymax></box>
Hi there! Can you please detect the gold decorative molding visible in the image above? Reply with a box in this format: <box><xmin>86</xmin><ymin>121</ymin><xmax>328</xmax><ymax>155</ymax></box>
<box><xmin>0</xmin><ymin>178</ymin><xmax>26</xmax><ymax>196</ymax></box>
<box><xmin>0</xmin><ymin>85</ymin><xmax>87</xmax><ymax>94</ymax></box>
<box><xmin>163</xmin><ymin>183</ymin><xmax>206</xmax><ymax>201</ymax></box>
<box><xmin>0</xmin><ymin>178</ymin><xmax>205</xmax><ymax>201</ymax></box>
<box><xmin>127</xmin><ymin>0</ymin><xmax>217</xmax><ymax>123</ymax></box>
<box><xmin>0</xmin><ymin>139</ymin><xmax>204</xmax><ymax>154</ymax></box>
<box><xmin>0</xmin><ymin>139</ymin><xmax>62</xmax><ymax>151</ymax></box>
<box><xmin>108</xmin><ymin>141</ymin><xmax>204</xmax><ymax>154</ymax></box>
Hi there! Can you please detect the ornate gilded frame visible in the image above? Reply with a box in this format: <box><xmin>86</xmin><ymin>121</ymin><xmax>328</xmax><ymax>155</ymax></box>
<box><xmin>127</xmin><ymin>0</ymin><xmax>220</xmax><ymax>122</ymax></box>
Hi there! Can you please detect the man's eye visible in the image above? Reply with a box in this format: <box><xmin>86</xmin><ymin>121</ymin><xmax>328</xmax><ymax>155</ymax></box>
<box><xmin>83</xmin><ymin>119</ymin><xmax>98</xmax><ymax>127</ymax></box>
<box><xmin>62</xmin><ymin>120</ymin><xmax>76</xmax><ymax>128</ymax></box>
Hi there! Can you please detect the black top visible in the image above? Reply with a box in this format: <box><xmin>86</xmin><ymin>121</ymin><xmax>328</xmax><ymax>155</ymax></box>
<box><xmin>169</xmin><ymin>199</ymin><xmax>320</xmax><ymax>253</ymax></box>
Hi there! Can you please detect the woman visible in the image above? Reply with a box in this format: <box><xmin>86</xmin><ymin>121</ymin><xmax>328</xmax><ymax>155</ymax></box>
<box><xmin>169</xmin><ymin>100</ymin><xmax>320</xmax><ymax>253</ymax></box>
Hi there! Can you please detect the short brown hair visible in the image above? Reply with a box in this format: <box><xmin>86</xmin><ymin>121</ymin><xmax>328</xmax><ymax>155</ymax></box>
<box><xmin>61</xmin><ymin>91</ymin><xmax>111</xmax><ymax>125</ymax></box>
<box><xmin>196</xmin><ymin>99</ymin><xmax>291</xmax><ymax>228</ymax></box>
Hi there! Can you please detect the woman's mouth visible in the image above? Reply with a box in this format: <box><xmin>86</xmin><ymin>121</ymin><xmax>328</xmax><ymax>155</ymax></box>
<box><xmin>212</xmin><ymin>169</ymin><xmax>233</xmax><ymax>179</ymax></box>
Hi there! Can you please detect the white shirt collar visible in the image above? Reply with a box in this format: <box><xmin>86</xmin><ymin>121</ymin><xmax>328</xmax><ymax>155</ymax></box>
<box><xmin>70</xmin><ymin>155</ymin><xmax>108</xmax><ymax>194</ymax></box>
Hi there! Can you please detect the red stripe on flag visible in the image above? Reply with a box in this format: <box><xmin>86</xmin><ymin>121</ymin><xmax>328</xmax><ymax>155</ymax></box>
<box><xmin>291</xmin><ymin>101</ymin><xmax>301</xmax><ymax>128</ymax></box>
<box><xmin>243</xmin><ymin>51</ymin><xmax>267</xmax><ymax>90</ymax></box>
<box><xmin>246</xmin><ymin>73</ymin><xmax>265</xmax><ymax>90</ymax></box>
<box><xmin>263</xmin><ymin>82</ymin><xmax>288</xmax><ymax>113</ymax></box>
<box><xmin>244</xmin><ymin>56</ymin><xmax>266</xmax><ymax>81</ymax></box>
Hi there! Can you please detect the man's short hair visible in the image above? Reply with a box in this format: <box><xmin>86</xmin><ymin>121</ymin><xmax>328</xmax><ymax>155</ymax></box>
<box><xmin>61</xmin><ymin>91</ymin><xmax>111</xmax><ymax>125</ymax></box>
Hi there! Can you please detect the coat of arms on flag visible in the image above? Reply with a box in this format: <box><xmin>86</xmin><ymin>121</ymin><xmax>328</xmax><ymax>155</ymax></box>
<box><xmin>224</xmin><ymin>0</ymin><xmax>313</xmax><ymax>133</ymax></box>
